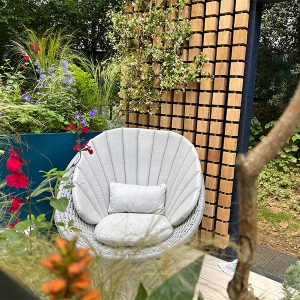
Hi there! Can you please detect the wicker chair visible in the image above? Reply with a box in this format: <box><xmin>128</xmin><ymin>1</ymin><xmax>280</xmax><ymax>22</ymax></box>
<box><xmin>55</xmin><ymin>128</ymin><xmax>205</xmax><ymax>261</ymax></box>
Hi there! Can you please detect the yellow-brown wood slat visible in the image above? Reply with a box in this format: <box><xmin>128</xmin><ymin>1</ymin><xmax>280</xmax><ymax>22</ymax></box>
<box><xmin>124</xmin><ymin>0</ymin><xmax>251</xmax><ymax>249</ymax></box>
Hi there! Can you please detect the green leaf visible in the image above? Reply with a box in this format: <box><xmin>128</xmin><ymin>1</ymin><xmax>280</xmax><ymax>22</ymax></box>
<box><xmin>147</xmin><ymin>257</ymin><xmax>204</xmax><ymax>300</ymax></box>
<box><xmin>14</xmin><ymin>220</ymin><xmax>31</xmax><ymax>231</ymax></box>
<box><xmin>31</xmin><ymin>187</ymin><xmax>52</xmax><ymax>197</ymax></box>
<box><xmin>70</xmin><ymin>227</ymin><xmax>81</xmax><ymax>233</ymax></box>
<box><xmin>56</xmin><ymin>221</ymin><xmax>65</xmax><ymax>227</ymax></box>
<box><xmin>60</xmin><ymin>177</ymin><xmax>69</xmax><ymax>182</ymax></box>
<box><xmin>68</xmin><ymin>220</ymin><xmax>75</xmax><ymax>227</ymax></box>
<box><xmin>36</xmin><ymin>214</ymin><xmax>46</xmax><ymax>222</ymax></box>
<box><xmin>63</xmin><ymin>184</ymin><xmax>76</xmax><ymax>189</ymax></box>
<box><xmin>50</xmin><ymin>197</ymin><xmax>69</xmax><ymax>212</ymax></box>
<box><xmin>134</xmin><ymin>283</ymin><xmax>148</xmax><ymax>300</ymax></box>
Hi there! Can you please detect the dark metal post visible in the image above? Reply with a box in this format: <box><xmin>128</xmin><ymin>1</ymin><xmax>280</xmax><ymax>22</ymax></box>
<box><xmin>227</xmin><ymin>0</ymin><xmax>263</xmax><ymax>258</ymax></box>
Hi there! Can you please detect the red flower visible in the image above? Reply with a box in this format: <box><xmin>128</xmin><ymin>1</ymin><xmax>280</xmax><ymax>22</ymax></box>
<box><xmin>73</xmin><ymin>142</ymin><xmax>80</xmax><ymax>152</ymax></box>
<box><xmin>9</xmin><ymin>218</ymin><xmax>19</xmax><ymax>229</ymax></box>
<box><xmin>8</xmin><ymin>196</ymin><xmax>23</xmax><ymax>212</ymax></box>
<box><xmin>6</xmin><ymin>149</ymin><xmax>23</xmax><ymax>172</ymax></box>
<box><xmin>31</xmin><ymin>44</ymin><xmax>35</xmax><ymax>49</ymax></box>
<box><xmin>81</xmin><ymin>125</ymin><xmax>90</xmax><ymax>134</ymax></box>
<box><xmin>73</xmin><ymin>142</ymin><xmax>93</xmax><ymax>155</ymax></box>
<box><xmin>6</xmin><ymin>172</ymin><xmax>28</xmax><ymax>189</ymax></box>
<box><xmin>66</xmin><ymin>122</ymin><xmax>76</xmax><ymax>131</ymax></box>
<box><xmin>83</xmin><ymin>145</ymin><xmax>93</xmax><ymax>155</ymax></box>
<box><xmin>24</xmin><ymin>55</ymin><xmax>30</xmax><ymax>61</ymax></box>
<box><xmin>35</xmin><ymin>44</ymin><xmax>40</xmax><ymax>54</ymax></box>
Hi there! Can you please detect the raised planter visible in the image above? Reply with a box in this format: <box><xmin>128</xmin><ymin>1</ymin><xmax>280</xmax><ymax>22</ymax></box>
<box><xmin>0</xmin><ymin>268</ymin><xmax>39</xmax><ymax>300</ymax></box>
<box><xmin>0</xmin><ymin>132</ymin><xmax>100</xmax><ymax>220</ymax></box>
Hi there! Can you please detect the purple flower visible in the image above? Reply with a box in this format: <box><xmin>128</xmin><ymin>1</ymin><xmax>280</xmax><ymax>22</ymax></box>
<box><xmin>48</xmin><ymin>67</ymin><xmax>54</xmax><ymax>75</ymax></box>
<box><xmin>61</xmin><ymin>74</ymin><xmax>76</xmax><ymax>85</ymax></box>
<box><xmin>34</xmin><ymin>60</ymin><xmax>40</xmax><ymax>68</ymax></box>
<box><xmin>88</xmin><ymin>108</ymin><xmax>98</xmax><ymax>117</ymax></box>
<box><xmin>102</xmin><ymin>108</ymin><xmax>107</xmax><ymax>116</ymax></box>
<box><xmin>81</xmin><ymin>117</ymin><xmax>87</xmax><ymax>125</ymax></box>
<box><xmin>61</xmin><ymin>75</ymin><xmax>67</xmax><ymax>84</ymax></box>
<box><xmin>22</xmin><ymin>94</ymin><xmax>31</xmax><ymax>102</ymax></box>
<box><xmin>61</xmin><ymin>59</ymin><xmax>69</xmax><ymax>71</ymax></box>
<box><xmin>75</xmin><ymin>112</ymin><xmax>82</xmax><ymax>120</ymax></box>
<box><xmin>40</xmin><ymin>68</ymin><xmax>46</xmax><ymax>74</ymax></box>
<box><xmin>67</xmin><ymin>76</ymin><xmax>76</xmax><ymax>85</ymax></box>
<box><xmin>39</xmin><ymin>73</ymin><xmax>46</xmax><ymax>82</ymax></box>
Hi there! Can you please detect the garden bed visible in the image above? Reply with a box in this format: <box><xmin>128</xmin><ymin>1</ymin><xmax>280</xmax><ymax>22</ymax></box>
<box><xmin>257</xmin><ymin>166</ymin><xmax>300</xmax><ymax>258</ymax></box>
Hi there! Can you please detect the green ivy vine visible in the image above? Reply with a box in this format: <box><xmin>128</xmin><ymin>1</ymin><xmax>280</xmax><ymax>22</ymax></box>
<box><xmin>109</xmin><ymin>0</ymin><xmax>207</xmax><ymax>113</ymax></box>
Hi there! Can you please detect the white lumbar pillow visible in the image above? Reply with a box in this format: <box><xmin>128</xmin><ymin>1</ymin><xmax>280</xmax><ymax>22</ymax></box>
<box><xmin>108</xmin><ymin>182</ymin><xmax>166</xmax><ymax>214</ymax></box>
<box><xmin>94</xmin><ymin>213</ymin><xmax>173</xmax><ymax>247</ymax></box>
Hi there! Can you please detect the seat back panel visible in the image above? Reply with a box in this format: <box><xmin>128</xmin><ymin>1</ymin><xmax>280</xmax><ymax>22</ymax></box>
<box><xmin>72</xmin><ymin>128</ymin><xmax>203</xmax><ymax>226</ymax></box>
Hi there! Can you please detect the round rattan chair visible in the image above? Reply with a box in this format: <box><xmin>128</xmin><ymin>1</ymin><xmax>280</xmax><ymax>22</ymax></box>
<box><xmin>55</xmin><ymin>128</ymin><xmax>205</xmax><ymax>261</ymax></box>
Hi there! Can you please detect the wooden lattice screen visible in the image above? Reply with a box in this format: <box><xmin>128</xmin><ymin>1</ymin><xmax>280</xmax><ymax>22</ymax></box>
<box><xmin>124</xmin><ymin>0</ymin><xmax>251</xmax><ymax>248</ymax></box>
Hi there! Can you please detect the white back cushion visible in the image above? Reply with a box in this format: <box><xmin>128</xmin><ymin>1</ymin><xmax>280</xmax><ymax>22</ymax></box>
<box><xmin>72</xmin><ymin>128</ymin><xmax>202</xmax><ymax>225</ymax></box>
<box><xmin>108</xmin><ymin>182</ymin><xmax>166</xmax><ymax>214</ymax></box>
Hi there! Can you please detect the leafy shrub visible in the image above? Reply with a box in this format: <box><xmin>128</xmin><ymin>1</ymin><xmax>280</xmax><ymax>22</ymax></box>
<box><xmin>249</xmin><ymin>117</ymin><xmax>300</xmax><ymax>171</ymax></box>
<box><xmin>258</xmin><ymin>162</ymin><xmax>300</xmax><ymax>213</ymax></box>
<box><xmin>71</xmin><ymin>60</ymin><xmax>121</xmax><ymax>131</ymax></box>
<box><xmin>0</xmin><ymin>102</ymin><xmax>65</xmax><ymax>134</ymax></box>
<box><xmin>283</xmin><ymin>262</ymin><xmax>300</xmax><ymax>300</ymax></box>
<box><xmin>0</xmin><ymin>59</ymin><xmax>25</xmax><ymax>100</ymax></box>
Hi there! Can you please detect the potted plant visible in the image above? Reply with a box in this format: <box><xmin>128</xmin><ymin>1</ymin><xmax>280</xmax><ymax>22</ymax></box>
<box><xmin>0</xmin><ymin>29</ymin><xmax>121</xmax><ymax>218</ymax></box>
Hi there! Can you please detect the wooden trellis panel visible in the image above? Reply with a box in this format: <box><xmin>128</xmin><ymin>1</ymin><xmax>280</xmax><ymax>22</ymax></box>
<box><xmin>125</xmin><ymin>0</ymin><xmax>251</xmax><ymax>248</ymax></box>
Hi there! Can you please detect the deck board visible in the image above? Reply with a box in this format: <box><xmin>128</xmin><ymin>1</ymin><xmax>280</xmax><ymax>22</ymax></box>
<box><xmin>196</xmin><ymin>252</ymin><xmax>284</xmax><ymax>300</ymax></box>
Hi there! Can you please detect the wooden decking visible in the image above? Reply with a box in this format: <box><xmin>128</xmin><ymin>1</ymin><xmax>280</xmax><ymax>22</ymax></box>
<box><xmin>197</xmin><ymin>253</ymin><xmax>284</xmax><ymax>300</ymax></box>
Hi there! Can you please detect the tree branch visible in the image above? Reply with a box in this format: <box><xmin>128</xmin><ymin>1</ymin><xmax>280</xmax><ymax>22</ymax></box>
<box><xmin>227</xmin><ymin>81</ymin><xmax>300</xmax><ymax>300</ymax></box>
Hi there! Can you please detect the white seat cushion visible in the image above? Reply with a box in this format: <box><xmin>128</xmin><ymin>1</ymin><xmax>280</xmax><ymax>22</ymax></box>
<box><xmin>94</xmin><ymin>213</ymin><xmax>173</xmax><ymax>247</ymax></box>
<box><xmin>108</xmin><ymin>182</ymin><xmax>166</xmax><ymax>214</ymax></box>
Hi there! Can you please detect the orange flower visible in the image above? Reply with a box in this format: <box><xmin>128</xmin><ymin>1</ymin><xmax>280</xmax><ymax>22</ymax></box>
<box><xmin>55</xmin><ymin>237</ymin><xmax>67</xmax><ymax>250</ymax></box>
<box><xmin>68</xmin><ymin>262</ymin><xmax>86</xmax><ymax>275</ymax></box>
<box><xmin>76</xmin><ymin>248</ymin><xmax>89</xmax><ymax>259</ymax></box>
<box><xmin>80</xmin><ymin>255</ymin><xmax>92</xmax><ymax>265</ymax></box>
<box><xmin>79</xmin><ymin>289</ymin><xmax>101</xmax><ymax>300</ymax></box>
<box><xmin>41</xmin><ymin>254</ymin><xmax>63</xmax><ymax>271</ymax></box>
<box><xmin>41</xmin><ymin>238</ymin><xmax>100</xmax><ymax>300</ymax></box>
<box><xmin>71</xmin><ymin>278</ymin><xmax>92</xmax><ymax>291</ymax></box>
<box><xmin>41</xmin><ymin>258</ymin><xmax>55</xmax><ymax>271</ymax></box>
<box><xmin>41</xmin><ymin>278</ymin><xmax>66</xmax><ymax>294</ymax></box>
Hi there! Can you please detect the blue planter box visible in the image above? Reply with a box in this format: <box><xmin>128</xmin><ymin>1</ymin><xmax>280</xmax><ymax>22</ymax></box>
<box><xmin>0</xmin><ymin>132</ymin><xmax>100</xmax><ymax>220</ymax></box>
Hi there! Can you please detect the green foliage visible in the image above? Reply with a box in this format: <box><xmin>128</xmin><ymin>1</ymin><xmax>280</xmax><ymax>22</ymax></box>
<box><xmin>0</xmin><ymin>59</ymin><xmax>25</xmax><ymax>99</ymax></box>
<box><xmin>283</xmin><ymin>262</ymin><xmax>300</xmax><ymax>300</ymax></box>
<box><xmin>249</xmin><ymin>117</ymin><xmax>300</xmax><ymax>171</ymax></box>
<box><xmin>14</xmin><ymin>214</ymin><xmax>51</xmax><ymax>235</ymax></box>
<box><xmin>257</xmin><ymin>162</ymin><xmax>300</xmax><ymax>231</ymax></box>
<box><xmin>71</xmin><ymin>60</ymin><xmax>121</xmax><ymax>130</ymax></box>
<box><xmin>249</xmin><ymin>117</ymin><xmax>263</xmax><ymax>148</ymax></box>
<box><xmin>71</xmin><ymin>64</ymin><xmax>98</xmax><ymax>104</ymax></box>
<box><xmin>0</xmin><ymin>101</ymin><xmax>66</xmax><ymax>134</ymax></box>
<box><xmin>255</xmin><ymin>0</ymin><xmax>299</xmax><ymax>106</ymax></box>
<box><xmin>0</xmin><ymin>0</ymin><xmax>119</xmax><ymax>61</ymax></box>
<box><xmin>258</xmin><ymin>162</ymin><xmax>299</xmax><ymax>204</ymax></box>
<box><xmin>109</xmin><ymin>0</ymin><xmax>207</xmax><ymax>113</ymax></box>
<box><xmin>134</xmin><ymin>257</ymin><xmax>203</xmax><ymax>300</ymax></box>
